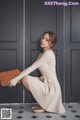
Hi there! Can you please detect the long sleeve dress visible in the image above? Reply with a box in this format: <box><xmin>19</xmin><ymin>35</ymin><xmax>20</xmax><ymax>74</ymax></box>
<box><xmin>12</xmin><ymin>49</ymin><xmax>66</xmax><ymax>114</ymax></box>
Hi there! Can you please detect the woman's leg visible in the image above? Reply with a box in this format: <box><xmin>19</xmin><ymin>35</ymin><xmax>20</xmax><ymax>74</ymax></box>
<box><xmin>22</xmin><ymin>75</ymin><xmax>30</xmax><ymax>91</ymax></box>
<box><xmin>22</xmin><ymin>75</ymin><xmax>40</xmax><ymax>111</ymax></box>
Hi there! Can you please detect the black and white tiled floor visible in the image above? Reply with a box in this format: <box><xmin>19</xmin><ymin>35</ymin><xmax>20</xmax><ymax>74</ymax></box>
<box><xmin>0</xmin><ymin>103</ymin><xmax>80</xmax><ymax>120</ymax></box>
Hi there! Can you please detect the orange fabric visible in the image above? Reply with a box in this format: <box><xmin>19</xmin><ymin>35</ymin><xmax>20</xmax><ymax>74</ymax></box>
<box><xmin>0</xmin><ymin>69</ymin><xmax>22</xmax><ymax>86</ymax></box>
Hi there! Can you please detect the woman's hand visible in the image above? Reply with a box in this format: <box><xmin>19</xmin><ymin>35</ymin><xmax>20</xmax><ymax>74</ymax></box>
<box><xmin>8</xmin><ymin>79</ymin><xmax>18</xmax><ymax>87</ymax></box>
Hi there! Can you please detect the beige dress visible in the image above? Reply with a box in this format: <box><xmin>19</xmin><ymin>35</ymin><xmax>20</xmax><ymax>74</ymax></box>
<box><xmin>13</xmin><ymin>49</ymin><xmax>66</xmax><ymax>114</ymax></box>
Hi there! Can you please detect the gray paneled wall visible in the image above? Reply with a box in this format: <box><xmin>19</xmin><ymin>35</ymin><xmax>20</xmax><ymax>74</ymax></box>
<box><xmin>0</xmin><ymin>0</ymin><xmax>23</xmax><ymax>103</ymax></box>
<box><xmin>25</xmin><ymin>0</ymin><xmax>64</xmax><ymax>103</ymax></box>
<box><xmin>0</xmin><ymin>0</ymin><xmax>80</xmax><ymax>103</ymax></box>
<box><xmin>65</xmin><ymin>4</ymin><xmax>80</xmax><ymax>102</ymax></box>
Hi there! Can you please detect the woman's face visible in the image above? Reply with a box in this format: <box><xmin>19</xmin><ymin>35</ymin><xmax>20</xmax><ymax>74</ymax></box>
<box><xmin>40</xmin><ymin>33</ymin><xmax>51</xmax><ymax>48</ymax></box>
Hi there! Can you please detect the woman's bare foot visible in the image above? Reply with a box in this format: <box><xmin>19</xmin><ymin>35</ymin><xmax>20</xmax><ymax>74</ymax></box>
<box><xmin>32</xmin><ymin>104</ymin><xmax>41</xmax><ymax>110</ymax></box>
<box><xmin>32</xmin><ymin>106</ymin><xmax>45</xmax><ymax>113</ymax></box>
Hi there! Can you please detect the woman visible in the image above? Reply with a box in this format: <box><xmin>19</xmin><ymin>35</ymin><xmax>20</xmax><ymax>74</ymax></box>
<box><xmin>8</xmin><ymin>31</ymin><xmax>66</xmax><ymax>114</ymax></box>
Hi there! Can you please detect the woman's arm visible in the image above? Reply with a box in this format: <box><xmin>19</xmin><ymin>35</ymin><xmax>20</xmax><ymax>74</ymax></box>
<box><xmin>11</xmin><ymin>51</ymin><xmax>52</xmax><ymax>82</ymax></box>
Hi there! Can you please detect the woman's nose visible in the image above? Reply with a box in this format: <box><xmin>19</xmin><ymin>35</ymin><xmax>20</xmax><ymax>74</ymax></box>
<box><xmin>42</xmin><ymin>39</ymin><xmax>45</xmax><ymax>42</ymax></box>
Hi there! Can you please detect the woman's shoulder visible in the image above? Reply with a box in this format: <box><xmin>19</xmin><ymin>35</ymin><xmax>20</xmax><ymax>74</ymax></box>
<box><xmin>43</xmin><ymin>49</ymin><xmax>55</xmax><ymax>58</ymax></box>
<box><xmin>44</xmin><ymin>49</ymin><xmax>55</xmax><ymax>55</ymax></box>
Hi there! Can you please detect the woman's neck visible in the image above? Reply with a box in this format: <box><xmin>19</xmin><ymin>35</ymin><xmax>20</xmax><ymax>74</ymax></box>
<box><xmin>43</xmin><ymin>47</ymin><xmax>51</xmax><ymax>52</ymax></box>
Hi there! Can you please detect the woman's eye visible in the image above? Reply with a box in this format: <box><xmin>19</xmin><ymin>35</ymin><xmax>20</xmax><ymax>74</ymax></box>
<box><xmin>46</xmin><ymin>39</ymin><xmax>49</xmax><ymax>41</ymax></box>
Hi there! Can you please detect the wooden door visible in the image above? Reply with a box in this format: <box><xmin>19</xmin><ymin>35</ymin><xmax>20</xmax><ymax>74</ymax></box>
<box><xmin>65</xmin><ymin>3</ymin><xmax>80</xmax><ymax>102</ymax></box>
<box><xmin>0</xmin><ymin>0</ymin><xmax>23</xmax><ymax>103</ymax></box>
<box><xmin>25</xmin><ymin>0</ymin><xmax>64</xmax><ymax>103</ymax></box>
